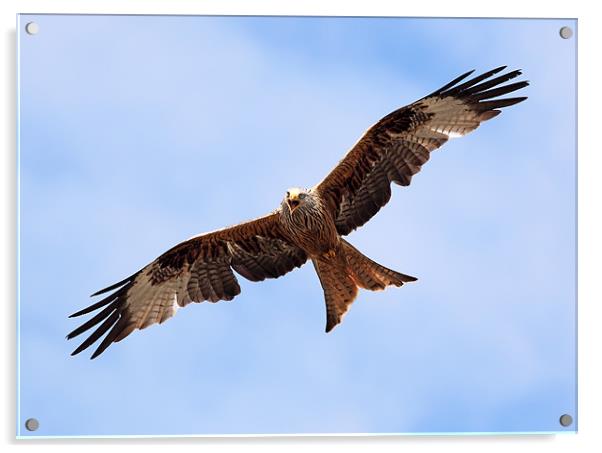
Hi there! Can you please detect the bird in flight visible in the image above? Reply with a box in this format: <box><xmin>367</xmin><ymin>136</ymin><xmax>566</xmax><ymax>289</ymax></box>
<box><xmin>68</xmin><ymin>66</ymin><xmax>528</xmax><ymax>359</ymax></box>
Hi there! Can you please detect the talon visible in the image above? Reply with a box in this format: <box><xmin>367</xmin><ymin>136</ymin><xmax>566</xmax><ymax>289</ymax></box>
<box><xmin>324</xmin><ymin>249</ymin><xmax>336</xmax><ymax>259</ymax></box>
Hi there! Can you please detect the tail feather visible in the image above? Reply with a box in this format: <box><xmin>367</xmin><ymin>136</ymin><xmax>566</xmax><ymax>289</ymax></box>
<box><xmin>312</xmin><ymin>257</ymin><xmax>358</xmax><ymax>332</ymax></box>
<box><xmin>342</xmin><ymin>239</ymin><xmax>417</xmax><ymax>290</ymax></box>
<box><xmin>312</xmin><ymin>239</ymin><xmax>417</xmax><ymax>333</ymax></box>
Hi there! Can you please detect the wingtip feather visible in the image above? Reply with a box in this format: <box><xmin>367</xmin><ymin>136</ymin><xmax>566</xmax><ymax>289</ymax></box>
<box><xmin>90</xmin><ymin>272</ymin><xmax>138</xmax><ymax>297</ymax></box>
<box><xmin>70</xmin><ymin>345</ymin><xmax>85</xmax><ymax>357</ymax></box>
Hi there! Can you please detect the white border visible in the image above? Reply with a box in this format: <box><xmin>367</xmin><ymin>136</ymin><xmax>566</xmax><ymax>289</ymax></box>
<box><xmin>3</xmin><ymin>1</ymin><xmax>600</xmax><ymax>452</ymax></box>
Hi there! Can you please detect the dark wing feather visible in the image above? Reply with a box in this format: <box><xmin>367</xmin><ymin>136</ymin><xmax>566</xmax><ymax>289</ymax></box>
<box><xmin>315</xmin><ymin>66</ymin><xmax>529</xmax><ymax>236</ymax></box>
<box><xmin>67</xmin><ymin>212</ymin><xmax>306</xmax><ymax>359</ymax></box>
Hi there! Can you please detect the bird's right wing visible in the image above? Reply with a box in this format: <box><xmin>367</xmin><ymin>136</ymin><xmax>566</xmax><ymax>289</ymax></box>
<box><xmin>67</xmin><ymin>211</ymin><xmax>307</xmax><ymax>359</ymax></box>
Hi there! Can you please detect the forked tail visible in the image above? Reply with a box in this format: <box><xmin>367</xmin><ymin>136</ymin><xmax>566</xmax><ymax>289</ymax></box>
<box><xmin>312</xmin><ymin>239</ymin><xmax>417</xmax><ymax>332</ymax></box>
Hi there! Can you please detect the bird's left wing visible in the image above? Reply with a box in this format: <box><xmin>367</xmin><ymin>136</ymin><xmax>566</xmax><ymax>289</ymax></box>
<box><xmin>315</xmin><ymin>66</ymin><xmax>528</xmax><ymax>235</ymax></box>
<box><xmin>67</xmin><ymin>212</ymin><xmax>306</xmax><ymax>359</ymax></box>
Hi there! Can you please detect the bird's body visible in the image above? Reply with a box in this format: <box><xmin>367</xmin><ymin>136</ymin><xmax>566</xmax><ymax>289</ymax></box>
<box><xmin>279</xmin><ymin>188</ymin><xmax>339</xmax><ymax>257</ymax></box>
<box><xmin>68</xmin><ymin>66</ymin><xmax>529</xmax><ymax>358</ymax></box>
<box><xmin>278</xmin><ymin>187</ymin><xmax>417</xmax><ymax>332</ymax></box>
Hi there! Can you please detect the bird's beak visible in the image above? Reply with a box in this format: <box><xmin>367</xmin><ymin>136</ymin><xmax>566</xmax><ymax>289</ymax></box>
<box><xmin>287</xmin><ymin>195</ymin><xmax>300</xmax><ymax>213</ymax></box>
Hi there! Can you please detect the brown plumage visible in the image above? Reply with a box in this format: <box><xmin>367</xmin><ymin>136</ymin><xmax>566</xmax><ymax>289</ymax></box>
<box><xmin>68</xmin><ymin>66</ymin><xmax>528</xmax><ymax>358</ymax></box>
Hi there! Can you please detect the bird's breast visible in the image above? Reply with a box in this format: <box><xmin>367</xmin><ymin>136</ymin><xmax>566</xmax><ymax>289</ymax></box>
<box><xmin>281</xmin><ymin>204</ymin><xmax>339</xmax><ymax>256</ymax></box>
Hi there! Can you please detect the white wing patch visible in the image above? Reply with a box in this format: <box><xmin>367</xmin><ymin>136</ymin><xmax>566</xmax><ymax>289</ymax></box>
<box><xmin>171</xmin><ymin>292</ymin><xmax>180</xmax><ymax>316</ymax></box>
<box><xmin>416</xmin><ymin>96</ymin><xmax>483</xmax><ymax>141</ymax></box>
<box><xmin>119</xmin><ymin>262</ymin><xmax>191</xmax><ymax>333</ymax></box>
<box><xmin>429</xmin><ymin>126</ymin><xmax>467</xmax><ymax>139</ymax></box>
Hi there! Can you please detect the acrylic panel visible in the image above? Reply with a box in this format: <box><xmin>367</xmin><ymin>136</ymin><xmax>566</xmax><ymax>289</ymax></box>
<box><xmin>17</xmin><ymin>15</ymin><xmax>577</xmax><ymax>437</ymax></box>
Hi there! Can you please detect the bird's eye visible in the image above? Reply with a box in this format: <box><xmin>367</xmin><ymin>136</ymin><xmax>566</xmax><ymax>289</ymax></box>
<box><xmin>299</xmin><ymin>193</ymin><xmax>306</xmax><ymax>200</ymax></box>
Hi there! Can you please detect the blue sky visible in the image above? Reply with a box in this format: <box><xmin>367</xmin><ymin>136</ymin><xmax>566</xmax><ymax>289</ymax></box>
<box><xmin>17</xmin><ymin>15</ymin><xmax>576</xmax><ymax>437</ymax></box>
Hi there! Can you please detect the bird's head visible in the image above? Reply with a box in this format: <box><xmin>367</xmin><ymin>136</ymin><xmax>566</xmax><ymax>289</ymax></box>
<box><xmin>283</xmin><ymin>187</ymin><xmax>309</xmax><ymax>214</ymax></box>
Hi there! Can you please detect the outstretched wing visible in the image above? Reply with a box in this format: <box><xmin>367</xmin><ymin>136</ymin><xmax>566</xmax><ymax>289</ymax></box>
<box><xmin>67</xmin><ymin>212</ymin><xmax>306</xmax><ymax>359</ymax></box>
<box><xmin>315</xmin><ymin>66</ymin><xmax>529</xmax><ymax>236</ymax></box>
